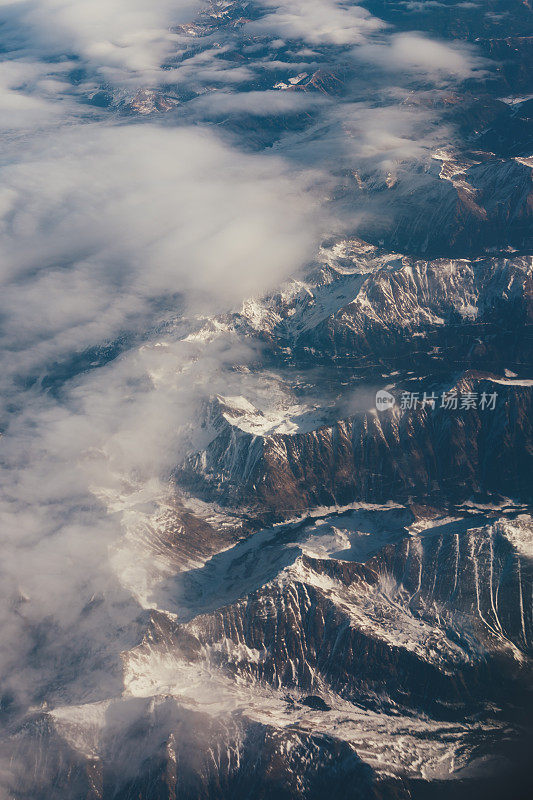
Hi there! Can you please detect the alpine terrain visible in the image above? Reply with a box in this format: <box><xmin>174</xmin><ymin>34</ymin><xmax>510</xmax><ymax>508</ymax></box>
<box><xmin>0</xmin><ymin>2</ymin><xmax>531</xmax><ymax>799</ymax></box>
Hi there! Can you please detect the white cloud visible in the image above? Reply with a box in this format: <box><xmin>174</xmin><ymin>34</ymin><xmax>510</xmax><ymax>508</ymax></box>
<box><xmin>0</xmin><ymin>60</ymin><xmax>66</xmax><ymax>128</ymax></box>
<box><xmin>0</xmin><ymin>115</ymin><xmax>323</xmax><ymax>726</ymax></box>
<box><xmin>355</xmin><ymin>32</ymin><xmax>487</xmax><ymax>82</ymax></box>
<box><xmin>171</xmin><ymin>46</ymin><xmax>255</xmax><ymax>89</ymax></box>
<box><xmin>278</xmin><ymin>99</ymin><xmax>452</xmax><ymax>177</ymax></box>
<box><xmin>0</xmin><ymin>0</ymin><xmax>202</xmax><ymax>85</ymax></box>
<box><xmin>248</xmin><ymin>0</ymin><xmax>385</xmax><ymax>45</ymax></box>
<box><xmin>190</xmin><ymin>88</ymin><xmax>326</xmax><ymax>116</ymax></box>
<box><xmin>0</xmin><ymin>122</ymin><xmax>320</xmax><ymax>394</ymax></box>
<box><xmin>0</xmin><ymin>3</ymin><xmax>333</xmax><ymax>750</ymax></box>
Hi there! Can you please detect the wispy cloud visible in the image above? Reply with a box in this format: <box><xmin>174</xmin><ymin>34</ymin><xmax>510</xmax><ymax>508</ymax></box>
<box><xmin>0</xmin><ymin>0</ymin><xmax>202</xmax><ymax>85</ymax></box>
<box><xmin>0</xmin><ymin>138</ymin><xmax>322</xmax><ymax>782</ymax></box>
<box><xmin>0</xmin><ymin>122</ymin><xmax>320</xmax><ymax>398</ymax></box>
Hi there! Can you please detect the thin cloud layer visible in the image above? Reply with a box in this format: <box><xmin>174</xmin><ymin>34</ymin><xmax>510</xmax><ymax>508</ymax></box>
<box><xmin>0</xmin><ymin>108</ymin><xmax>322</xmax><ymax>731</ymax></box>
<box><xmin>0</xmin><ymin>122</ymin><xmax>320</xmax><ymax>397</ymax></box>
<box><xmin>0</xmin><ymin>0</ymin><xmax>202</xmax><ymax>85</ymax></box>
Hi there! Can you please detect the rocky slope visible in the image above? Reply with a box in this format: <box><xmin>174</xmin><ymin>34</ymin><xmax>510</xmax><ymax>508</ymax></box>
<box><xmin>237</xmin><ymin>246</ymin><xmax>533</xmax><ymax>369</ymax></box>
<box><xmin>11</xmin><ymin>508</ymin><xmax>530</xmax><ymax>799</ymax></box>
<box><xmin>179</xmin><ymin>375</ymin><xmax>532</xmax><ymax>514</ymax></box>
